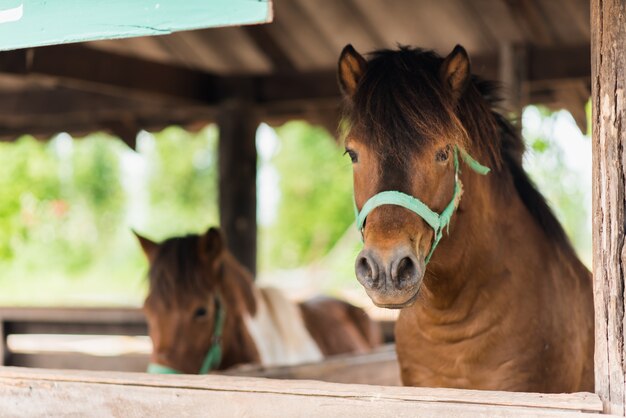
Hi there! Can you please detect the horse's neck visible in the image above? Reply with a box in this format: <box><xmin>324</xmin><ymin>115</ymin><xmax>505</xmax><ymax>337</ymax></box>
<box><xmin>218</xmin><ymin>255</ymin><xmax>262</xmax><ymax>368</ymax></box>
<box><xmin>422</xmin><ymin>169</ymin><xmax>545</xmax><ymax>310</ymax></box>
<box><xmin>219</xmin><ymin>260</ymin><xmax>323</xmax><ymax>367</ymax></box>
<box><xmin>240</xmin><ymin>287</ymin><xmax>323</xmax><ymax>366</ymax></box>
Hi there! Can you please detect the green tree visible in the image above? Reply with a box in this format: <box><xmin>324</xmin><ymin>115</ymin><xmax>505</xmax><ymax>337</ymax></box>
<box><xmin>259</xmin><ymin>122</ymin><xmax>354</xmax><ymax>270</ymax></box>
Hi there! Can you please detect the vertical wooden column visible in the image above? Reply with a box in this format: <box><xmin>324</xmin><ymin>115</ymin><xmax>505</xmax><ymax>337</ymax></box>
<box><xmin>0</xmin><ymin>320</ymin><xmax>6</xmax><ymax>366</ymax></box>
<box><xmin>218</xmin><ymin>100</ymin><xmax>258</xmax><ymax>277</ymax></box>
<box><xmin>592</xmin><ymin>0</ymin><xmax>626</xmax><ymax>414</ymax></box>
<box><xmin>498</xmin><ymin>43</ymin><xmax>527</xmax><ymax>120</ymax></box>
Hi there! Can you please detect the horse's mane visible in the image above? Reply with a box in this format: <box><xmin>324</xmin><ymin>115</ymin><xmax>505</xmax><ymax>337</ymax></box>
<box><xmin>148</xmin><ymin>234</ymin><xmax>214</xmax><ymax>303</ymax></box>
<box><xmin>344</xmin><ymin>46</ymin><xmax>578</xmax><ymax>259</ymax></box>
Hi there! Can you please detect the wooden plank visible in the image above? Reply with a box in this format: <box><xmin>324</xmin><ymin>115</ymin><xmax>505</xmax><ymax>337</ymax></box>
<box><xmin>0</xmin><ymin>44</ymin><xmax>222</xmax><ymax>103</ymax></box>
<box><xmin>591</xmin><ymin>0</ymin><xmax>626</xmax><ymax>415</ymax></box>
<box><xmin>504</xmin><ymin>0</ymin><xmax>558</xmax><ymax>46</ymax></box>
<box><xmin>4</xmin><ymin>321</ymin><xmax>147</xmax><ymax>337</ymax></box>
<box><xmin>0</xmin><ymin>0</ymin><xmax>272</xmax><ymax>51</ymax></box>
<box><xmin>243</xmin><ymin>25</ymin><xmax>296</xmax><ymax>72</ymax></box>
<box><xmin>0</xmin><ymin>43</ymin><xmax>589</xmax><ymax>106</ymax></box>
<box><xmin>0</xmin><ymin>84</ymin><xmax>215</xmax><ymax>143</ymax></box>
<box><xmin>0</xmin><ymin>367</ymin><xmax>606</xmax><ymax>416</ymax></box>
<box><xmin>8</xmin><ymin>352</ymin><xmax>149</xmax><ymax>373</ymax></box>
<box><xmin>218</xmin><ymin>101</ymin><xmax>258</xmax><ymax>276</ymax></box>
<box><xmin>0</xmin><ymin>308</ymin><xmax>146</xmax><ymax>336</ymax></box>
<box><xmin>0</xmin><ymin>307</ymin><xmax>145</xmax><ymax>323</ymax></box>
<box><xmin>224</xmin><ymin>344</ymin><xmax>401</xmax><ymax>386</ymax></box>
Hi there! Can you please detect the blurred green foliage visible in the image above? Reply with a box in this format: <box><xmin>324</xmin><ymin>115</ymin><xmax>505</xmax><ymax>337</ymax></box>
<box><xmin>0</xmin><ymin>109</ymin><xmax>591</xmax><ymax>305</ymax></box>
<box><xmin>0</xmin><ymin>126</ymin><xmax>218</xmax><ymax>305</ymax></box>
<box><xmin>259</xmin><ymin>122</ymin><xmax>354</xmax><ymax>271</ymax></box>
<box><xmin>522</xmin><ymin>105</ymin><xmax>591</xmax><ymax>266</ymax></box>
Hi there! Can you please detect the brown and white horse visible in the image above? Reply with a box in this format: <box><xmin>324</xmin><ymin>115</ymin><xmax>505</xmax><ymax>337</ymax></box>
<box><xmin>136</xmin><ymin>227</ymin><xmax>381</xmax><ymax>374</ymax></box>
<box><xmin>338</xmin><ymin>44</ymin><xmax>593</xmax><ymax>392</ymax></box>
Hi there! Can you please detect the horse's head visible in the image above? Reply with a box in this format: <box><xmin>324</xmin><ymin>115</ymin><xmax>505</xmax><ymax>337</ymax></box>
<box><xmin>136</xmin><ymin>227</ymin><xmax>255</xmax><ymax>374</ymax></box>
<box><xmin>338</xmin><ymin>44</ymin><xmax>486</xmax><ymax>308</ymax></box>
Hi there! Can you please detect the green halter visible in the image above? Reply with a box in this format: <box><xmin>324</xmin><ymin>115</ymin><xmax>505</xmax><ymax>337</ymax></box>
<box><xmin>147</xmin><ymin>295</ymin><xmax>226</xmax><ymax>375</ymax></box>
<box><xmin>355</xmin><ymin>146</ymin><xmax>490</xmax><ymax>263</ymax></box>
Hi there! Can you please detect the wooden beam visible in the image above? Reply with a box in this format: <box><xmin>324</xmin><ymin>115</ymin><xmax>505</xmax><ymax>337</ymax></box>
<box><xmin>0</xmin><ymin>44</ymin><xmax>590</xmax><ymax>106</ymax></box>
<box><xmin>243</xmin><ymin>26</ymin><xmax>296</xmax><ymax>72</ymax></box>
<box><xmin>0</xmin><ymin>85</ymin><xmax>214</xmax><ymax>143</ymax></box>
<box><xmin>504</xmin><ymin>0</ymin><xmax>558</xmax><ymax>46</ymax></box>
<box><xmin>223</xmin><ymin>344</ymin><xmax>401</xmax><ymax>386</ymax></box>
<box><xmin>0</xmin><ymin>367</ymin><xmax>605</xmax><ymax>417</ymax></box>
<box><xmin>0</xmin><ymin>44</ymin><xmax>222</xmax><ymax>103</ymax></box>
<box><xmin>218</xmin><ymin>101</ymin><xmax>258</xmax><ymax>276</ymax></box>
<box><xmin>8</xmin><ymin>352</ymin><xmax>149</xmax><ymax>373</ymax></box>
<box><xmin>591</xmin><ymin>0</ymin><xmax>626</xmax><ymax>415</ymax></box>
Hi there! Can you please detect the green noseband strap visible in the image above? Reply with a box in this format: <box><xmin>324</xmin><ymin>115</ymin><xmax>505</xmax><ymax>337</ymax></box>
<box><xmin>147</xmin><ymin>295</ymin><xmax>226</xmax><ymax>375</ymax></box>
<box><xmin>355</xmin><ymin>146</ymin><xmax>490</xmax><ymax>263</ymax></box>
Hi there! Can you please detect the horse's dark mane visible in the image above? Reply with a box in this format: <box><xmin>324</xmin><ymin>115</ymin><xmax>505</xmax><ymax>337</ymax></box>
<box><xmin>345</xmin><ymin>46</ymin><xmax>577</xmax><ymax>257</ymax></box>
<box><xmin>148</xmin><ymin>234</ymin><xmax>214</xmax><ymax>304</ymax></box>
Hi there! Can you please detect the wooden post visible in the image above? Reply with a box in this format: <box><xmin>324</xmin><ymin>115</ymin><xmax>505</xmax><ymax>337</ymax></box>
<box><xmin>498</xmin><ymin>43</ymin><xmax>527</xmax><ymax>121</ymax></box>
<box><xmin>0</xmin><ymin>320</ymin><xmax>6</xmax><ymax>366</ymax></box>
<box><xmin>218</xmin><ymin>100</ymin><xmax>258</xmax><ymax>276</ymax></box>
<box><xmin>592</xmin><ymin>0</ymin><xmax>626</xmax><ymax>414</ymax></box>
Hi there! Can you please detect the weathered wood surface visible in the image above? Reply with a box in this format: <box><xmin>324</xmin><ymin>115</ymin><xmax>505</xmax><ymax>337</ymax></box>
<box><xmin>8</xmin><ymin>352</ymin><xmax>148</xmax><ymax>373</ymax></box>
<box><xmin>0</xmin><ymin>307</ymin><xmax>145</xmax><ymax>323</ymax></box>
<box><xmin>0</xmin><ymin>367</ymin><xmax>607</xmax><ymax>417</ymax></box>
<box><xmin>0</xmin><ymin>307</ymin><xmax>147</xmax><ymax>336</ymax></box>
<box><xmin>224</xmin><ymin>344</ymin><xmax>401</xmax><ymax>386</ymax></box>
<box><xmin>0</xmin><ymin>0</ymin><xmax>272</xmax><ymax>51</ymax></box>
<box><xmin>0</xmin><ymin>307</ymin><xmax>148</xmax><ymax>370</ymax></box>
<box><xmin>218</xmin><ymin>101</ymin><xmax>258</xmax><ymax>276</ymax></box>
<box><xmin>591</xmin><ymin>0</ymin><xmax>626</xmax><ymax>415</ymax></box>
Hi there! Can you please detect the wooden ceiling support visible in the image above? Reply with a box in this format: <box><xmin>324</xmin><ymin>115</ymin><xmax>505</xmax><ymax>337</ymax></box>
<box><xmin>218</xmin><ymin>100</ymin><xmax>258</xmax><ymax>276</ymax></box>
<box><xmin>591</xmin><ymin>0</ymin><xmax>626</xmax><ymax>413</ymax></box>
<box><xmin>243</xmin><ymin>26</ymin><xmax>297</xmax><ymax>72</ymax></box>
<box><xmin>0</xmin><ymin>43</ymin><xmax>591</xmax><ymax>140</ymax></box>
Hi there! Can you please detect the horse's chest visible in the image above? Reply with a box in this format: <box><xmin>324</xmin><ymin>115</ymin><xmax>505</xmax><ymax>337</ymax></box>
<box><xmin>395</xmin><ymin>311</ymin><xmax>532</xmax><ymax>390</ymax></box>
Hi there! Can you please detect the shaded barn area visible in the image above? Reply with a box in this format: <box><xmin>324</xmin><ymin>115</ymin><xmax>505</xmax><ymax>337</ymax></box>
<box><xmin>4</xmin><ymin>1</ymin><xmax>624</xmax><ymax>416</ymax></box>
<box><xmin>0</xmin><ymin>0</ymin><xmax>592</xmax><ymax>280</ymax></box>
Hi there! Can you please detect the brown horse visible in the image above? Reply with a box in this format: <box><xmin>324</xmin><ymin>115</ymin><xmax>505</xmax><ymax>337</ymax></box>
<box><xmin>136</xmin><ymin>227</ymin><xmax>380</xmax><ymax>374</ymax></box>
<box><xmin>337</xmin><ymin>44</ymin><xmax>593</xmax><ymax>392</ymax></box>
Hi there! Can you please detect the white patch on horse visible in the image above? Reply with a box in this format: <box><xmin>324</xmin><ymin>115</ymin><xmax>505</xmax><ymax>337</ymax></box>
<box><xmin>243</xmin><ymin>287</ymin><xmax>323</xmax><ymax>366</ymax></box>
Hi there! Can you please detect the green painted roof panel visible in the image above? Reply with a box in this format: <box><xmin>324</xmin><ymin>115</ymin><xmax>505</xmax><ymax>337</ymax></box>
<box><xmin>0</xmin><ymin>0</ymin><xmax>272</xmax><ymax>51</ymax></box>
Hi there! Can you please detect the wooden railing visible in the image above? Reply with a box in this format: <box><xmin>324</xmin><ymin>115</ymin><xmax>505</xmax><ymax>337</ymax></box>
<box><xmin>0</xmin><ymin>306</ymin><xmax>396</xmax><ymax>374</ymax></box>
<box><xmin>0</xmin><ymin>307</ymin><xmax>149</xmax><ymax>372</ymax></box>
<box><xmin>0</xmin><ymin>367</ymin><xmax>605</xmax><ymax>417</ymax></box>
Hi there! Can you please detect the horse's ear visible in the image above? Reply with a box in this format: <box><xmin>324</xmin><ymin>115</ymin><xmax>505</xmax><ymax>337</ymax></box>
<box><xmin>338</xmin><ymin>44</ymin><xmax>367</xmax><ymax>98</ymax></box>
<box><xmin>199</xmin><ymin>227</ymin><xmax>224</xmax><ymax>263</ymax></box>
<box><xmin>440</xmin><ymin>45</ymin><xmax>471</xmax><ymax>101</ymax></box>
<box><xmin>133</xmin><ymin>231</ymin><xmax>159</xmax><ymax>262</ymax></box>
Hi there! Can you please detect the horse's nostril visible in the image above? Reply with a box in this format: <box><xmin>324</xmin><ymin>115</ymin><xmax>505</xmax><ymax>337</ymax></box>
<box><xmin>356</xmin><ymin>255</ymin><xmax>380</xmax><ymax>287</ymax></box>
<box><xmin>393</xmin><ymin>256</ymin><xmax>418</xmax><ymax>288</ymax></box>
<box><xmin>356</xmin><ymin>256</ymin><xmax>373</xmax><ymax>279</ymax></box>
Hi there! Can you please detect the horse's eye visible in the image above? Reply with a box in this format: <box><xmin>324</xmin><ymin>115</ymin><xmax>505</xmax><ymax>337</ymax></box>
<box><xmin>344</xmin><ymin>148</ymin><xmax>358</xmax><ymax>163</ymax></box>
<box><xmin>435</xmin><ymin>147</ymin><xmax>449</xmax><ymax>163</ymax></box>
<box><xmin>194</xmin><ymin>307</ymin><xmax>207</xmax><ymax>319</ymax></box>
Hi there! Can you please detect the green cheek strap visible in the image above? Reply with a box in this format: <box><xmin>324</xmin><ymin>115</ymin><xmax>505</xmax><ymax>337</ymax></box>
<box><xmin>355</xmin><ymin>146</ymin><xmax>490</xmax><ymax>263</ymax></box>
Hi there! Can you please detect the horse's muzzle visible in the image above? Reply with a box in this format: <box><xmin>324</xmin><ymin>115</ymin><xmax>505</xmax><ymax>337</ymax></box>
<box><xmin>355</xmin><ymin>247</ymin><xmax>424</xmax><ymax>308</ymax></box>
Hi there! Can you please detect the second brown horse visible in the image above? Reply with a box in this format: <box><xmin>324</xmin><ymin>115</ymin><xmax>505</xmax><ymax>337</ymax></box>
<box><xmin>137</xmin><ymin>227</ymin><xmax>380</xmax><ymax>374</ymax></box>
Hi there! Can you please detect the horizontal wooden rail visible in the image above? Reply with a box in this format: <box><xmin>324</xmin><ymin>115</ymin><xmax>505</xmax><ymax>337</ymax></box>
<box><xmin>0</xmin><ymin>367</ymin><xmax>608</xmax><ymax>417</ymax></box>
<box><xmin>223</xmin><ymin>344</ymin><xmax>401</xmax><ymax>386</ymax></box>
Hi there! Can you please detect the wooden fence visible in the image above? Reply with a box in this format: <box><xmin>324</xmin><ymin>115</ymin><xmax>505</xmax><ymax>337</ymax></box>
<box><xmin>0</xmin><ymin>367</ymin><xmax>608</xmax><ymax>417</ymax></box>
